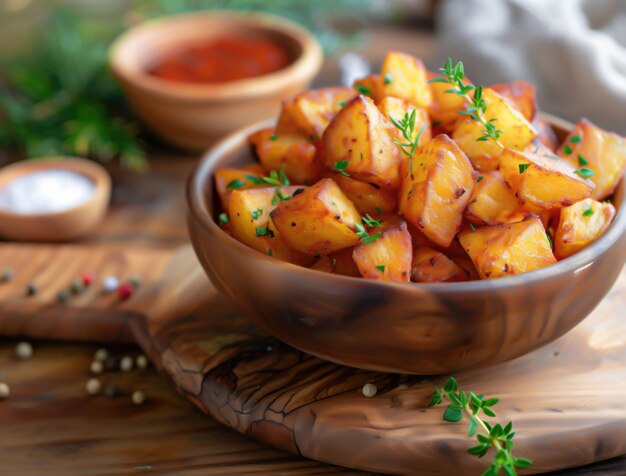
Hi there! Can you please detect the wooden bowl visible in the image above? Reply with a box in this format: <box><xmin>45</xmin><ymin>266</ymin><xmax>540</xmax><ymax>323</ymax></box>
<box><xmin>187</xmin><ymin>116</ymin><xmax>626</xmax><ymax>374</ymax></box>
<box><xmin>0</xmin><ymin>158</ymin><xmax>111</xmax><ymax>242</ymax></box>
<box><xmin>109</xmin><ymin>11</ymin><xmax>323</xmax><ymax>152</ymax></box>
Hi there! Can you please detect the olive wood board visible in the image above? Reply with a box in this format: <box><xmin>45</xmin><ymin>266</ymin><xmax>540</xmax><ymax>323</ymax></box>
<box><xmin>0</xmin><ymin>243</ymin><xmax>625</xmax><ymax>475</ymax></box>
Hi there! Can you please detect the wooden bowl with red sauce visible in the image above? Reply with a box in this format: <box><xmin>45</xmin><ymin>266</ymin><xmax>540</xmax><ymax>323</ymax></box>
<box><xmin>187</xmin><ymin>115</ymin><xmax>626</xmax><ymax>375</ymax></box>
<box><xmin>109</xmin><ymin>12</ymin><xmax>323</xmax><ymax>151</ymax></box>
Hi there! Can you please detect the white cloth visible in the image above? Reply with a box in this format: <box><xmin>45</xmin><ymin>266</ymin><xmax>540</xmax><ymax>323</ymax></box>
<box><xmin>436</xmin><ymin>0</ymin><xmax>626</xmax><ymax>134</ymax></box>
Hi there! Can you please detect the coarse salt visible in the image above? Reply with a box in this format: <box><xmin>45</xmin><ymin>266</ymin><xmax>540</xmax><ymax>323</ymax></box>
<box><xmin>0</xmin><ymin>169</ymin><xmax>95</xmax><ymax>215</ymax></box>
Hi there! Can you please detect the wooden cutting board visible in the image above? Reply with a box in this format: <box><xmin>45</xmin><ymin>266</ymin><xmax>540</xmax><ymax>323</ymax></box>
<box><xmin>0</xmin><ymin>243</ymin><xmax>625</xmax><ymax>475</ymax></box>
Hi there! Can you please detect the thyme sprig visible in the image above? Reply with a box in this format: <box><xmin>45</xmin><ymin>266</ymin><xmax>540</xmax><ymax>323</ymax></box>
<box><xmin>429</xmin><ymin>59</ymin><xmax>504</xmax><ymax>148</ymax></box>
<box><xmin>430</xmin><ymin>377</ymin><xmax>532</xmax><ymax>476</ymax></box>
<box><xmin>389</xmin><ymin>109</ymin><xmax>426</xmax><ymax>157</ymax></box>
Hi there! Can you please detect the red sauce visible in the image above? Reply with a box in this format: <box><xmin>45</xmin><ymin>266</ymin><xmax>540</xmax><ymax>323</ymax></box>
<box><xmin>149</xmin><ymin>36</ymin><xmax>291</xmax><ymax>84</ymax></box>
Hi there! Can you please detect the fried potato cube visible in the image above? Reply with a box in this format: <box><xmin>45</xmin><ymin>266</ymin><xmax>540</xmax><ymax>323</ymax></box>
<box><xmin>214</xmin><ymin>164</ymin><xmax>265</xmax><ymax>211</ymax></box>
<box><xmin>554</xmin><ymin>198</ymin><xmax>616</xmax><ymax>259</ymax></box>
<box><xmin>354</xmin><ymin>75</ymin><xmax>382</xmax><ymax>103</ymax></box>
<box><xmin>378</xmin><ymin>97</ymin><xmax>432</xmax><ymax>147</ymax></box>
<box><xmin>310</xmin><ymin>247</ymin><xmax>361</xmax><ymax>277</ymax></box>
<box><xmin>465</xmin><ymin>171</ymin><xmax>520</xmax><ymax>225</ymax></box>
<box><xmin>271</xmin><ymin>178</ymin><xmax>362</xmax><ymax>256</ymax></box>
<box><xmin>275</xmin><ymin>98</ymin><xmax>301</xmax><ymax>134</ymax></box>
<box><xmin>249</xmin><ymin>128</ymin><xmax>322</xmax><ymax>185</ymax></box>
<box><xmin>352</xmin><ymin>218</ymin><xmax>412</xmax><ymax>282</ymax></box>
<box><xmin>333</xmin><ymin>173</ymin><xmax>397</xmax><ymax>215</ymax></box>
<box><xmin>399</xmin><ymin>134</ymin><xmax>476</xmax><ymax>247</ymax></box>
<box><xmin>410</xmin><ymin>246</ymin><xmax>468</xmax><ymax>283</ymax></box>
<box><xmin>290</xmin><ymin>87</ymin><xmax>358</xmax><ymax>138</ymax></box>
<box><xmin>323</xmin><ymin>95</ymin><xmax>403</xmax><ymax>189</ymax></box>
<box><xmin>490</xmin><ymin>81</ymin><xmax>537</xmax><ymax>122</ymax></box>
<box><xmin>427</xmin><ymin>71</ymin><xmax>471</xmax><ymax>131</ymax></box>
<box><xmin>500</xmin><ymin>148</ymin><xmax>594</xmax><ymax>209</ymax></box>
<box><xmin>458</xmin><ymin>217</ymin><xmax>556</xmax><ymax>279</ymax></box>
<box><xmin>452</xmin><ymin>87</ymin><xmax>536</xmax><ymax>171</ymax></box>
<box><xmin>532</xmin><ymin>117</ymin><xmax>559</xmax><ymax>152</ymax></box>
<box><xmin>379</xmin><ymin>51</ymin><xmax>432</xmax><ymax>108</ymax></box>
<box><xmin>557</xmin><ymin>119</ymin><xmax>626</xmax><ymax>200</ymax></box>
<box><xmin>228</xmin><ymin>186</ymin><xmax>306</xmax><ymax>260</ymax></box>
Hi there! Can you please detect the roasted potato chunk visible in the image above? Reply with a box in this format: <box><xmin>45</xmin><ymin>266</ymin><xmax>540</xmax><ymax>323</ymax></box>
<box><xmin>275</xmin><ymin>98</ymin><xmax>300</xmax><ymax>134</ymax></box>
<box><xmin>427</xmin><ymin>71</ymin><xmax>471</xmax><ymax>131</ymax></box>
<box><xmin>214</xmin><ymin>164</ymin><xmax>265</xmax><ymax>211</ymax></box>
<box><xmin>490</xmin><ymin>81</ymin><xmax>537</xmax><ymax>122</ymax></box>
<box><xmin>452</xmin><ymin>87</ymin><xmax>536</xmax><ymax>170</ymax></box>
<box><xmin>458</xmin><ymin>217</ymin><xmax>556</xmax><ymax>279</ymax></box>
<box><xmin>557</xmin><ymin>119</ymin><xmax>626</xmax><ymax>200</ymax></box>
<box><xmin>532</xmin><ymin>117</ymin><xmax>559</xmax><ymax>152</ymax></box>
<box><xmin>323</xmin><ymin>95</ymin><xmax>403</xmax><ymax>189</ymax></box>
<box><xmin>290</xmin><ymin>87</ymin><xmax>358</xmax><ymax>138</ymax></box>
<box><xmin>500</xmin><ymin>148</ymin><xmax>594</xmax><ymax>209</ymax></box>
<box><xmin>399</xmin><ymin>134</ymin><xmax>476</xmax><ymax>247</ymax></box>
<box><xmin>228</xmin><ymin>186</ymin><xmax>307</xmax><ymax>262</ymax></box>
<box><xmin>352</xmin><ymin>218</ymin><xmax>412</xmax><ymax>282</ymax></box>
<box><xmin>378</xmin><ymin>97</ymin><xmax>432</xmax><ymax>147</ymax></box>
<box><xmin>333</xmin><ymin>173</ymin><xmax>397</xmax><ymax>215</ymax></box>
<box><xmin>249</xmin><ymin>128</ymin><xmax>321</xmax><ymax>184</ymax></box>
<box><xmin>271</xmin><ymin>178</ymin><xmax>362</xmax><ymax>256</ymax></box>
<box><xmin>554</xmin><ymin>198</ymin><xmax>616</xmax><ymax>259</ymax></box>
<box><xmin>465</xmin><ymin>171</ymin><xmax>520</xmax><ymax>225</ymax></box>
<box><xmin>410</xmin><ymin>246</ymin><xmax>467</xmax><ymax>283</ymax></box>
<box><xmin>311</xmin><ymin>247</ymin><xmax>361</xmax><ymax>277</ymax></box>
<box><xmin>379</xmin><ymin>51</ymin><xmax>432</xmax><ymax>109</ymax></box>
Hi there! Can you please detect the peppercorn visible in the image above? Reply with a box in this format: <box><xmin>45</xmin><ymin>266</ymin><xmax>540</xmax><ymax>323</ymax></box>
<box><xmin>0</xmin><ymin>382</ymin><xmax>9</xmax><ymax>399</ymax></box>
<box><xmin>94</xmin><ymin>348</ymin><xmax>108</xmax><ymax>362</ymax></box>
<box><xmin>81</xmin><ymin>273</ymin><xmax>95</xmax><ymax>287</ymax></box>
<box><xmin>132</xmin><ymin>391</ymin><xmax>146</xmax><ymax>405</ymax></box>
<box><xmin>129</xmin><ymin>274</ymin><xmax>141</xmax><ymax>288</ymax></box>
<box><xmin>70</xmin><ymin>279</ymin><xmax>85</xmax><ymax>295</ymax></box>
<box><xmin>86</xmin><ymin>378</ymin><xmax>101</xmax><ymax>395</ymax></box>
<box><xmin>15</xmin><ymin>342</ymin><xmax>33</xmax><ymax>360</ymax></box>
<box><xmin>117</xmin><ymin>283</ymin><xmax>133</xmax><ymax>300</ymax></box>
<box><xmin>136</xmin><ymin>355</ymin><xmax>148</xmax><ymax>370</ymax></box>
<box><xmin>120</xmin><ymin>356</ymin><xmax>133</xmax><ymax>372</ymax></box>
<box><xmin>57</xmin><ymin>290</ymin><xmax>69</xmax><ymax>303</ymax></box>
<box><xmin>1</xmin><ymin>267</ymin><xmax>14</xmax><ymax>282</ymax></box>
<box><xmin>102</xmin><ymin>276</ymin><xmax>119</xmax><ymax>293</ymax></box>
<box><xmin>90</xmin><ymin>360</ymin><xmax>104</xmax><ymax>374</ymax></box>
<box><xmin>25</xmin><ymin>282</ymin><xmax>37</xmax><ymax>296</ymax></box>
<box><xmin>362</xmin><ymin>383</ymin><xmax>377</xmax><ymax>398</ymax></box>
<box><xmin>104</xmin><ymin>384</ymin><xmax>119</xmax><ymax>398</ymax></box>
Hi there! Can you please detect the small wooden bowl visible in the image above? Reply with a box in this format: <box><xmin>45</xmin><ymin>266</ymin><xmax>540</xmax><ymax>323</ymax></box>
<box><xmin>0</xmin><ymin>158</ymin><xmax>111</xmax><ymax>242</ymax></box>
<box><xmin>187</xmin><ymin>115</ymin><xmax>626</xmax><ymax>375</ymax></box>
<box><xmin>109</xmin><ymin>11</ymin><xmax>323</xmax><ymax>152</ymax></box>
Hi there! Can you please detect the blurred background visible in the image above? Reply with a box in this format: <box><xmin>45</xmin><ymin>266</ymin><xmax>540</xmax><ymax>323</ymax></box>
<box><xmin>1</xmin><ymin>0</ymin><xmax>625</xmax><ymax>172</ymax></box>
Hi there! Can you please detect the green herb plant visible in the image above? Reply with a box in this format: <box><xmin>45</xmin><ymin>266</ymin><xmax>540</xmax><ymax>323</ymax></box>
<box><xmin>429</xmin><ymin>59</ymin><xmax>504</xmax><ymax>148</ymax></box>
<box><xmin>389</xmin><ymin>109</ymin><xmax>426</xmax><ymax>158</ymax></box>
<box><xmin>0</xmin><ymin>11</ymin><xmax>146</xmax><ymax>170</ymax></box>
<box><xmin>430</xmin><ymin>377</ymin><xmax>532</xmax><ymax>476</ymax></box>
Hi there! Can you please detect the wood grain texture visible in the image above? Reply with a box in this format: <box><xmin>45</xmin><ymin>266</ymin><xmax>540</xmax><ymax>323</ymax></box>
<box><xmin>133</xmin><ymin>248</ymin><xmax>626</xmax><ymax>475</ymax></box>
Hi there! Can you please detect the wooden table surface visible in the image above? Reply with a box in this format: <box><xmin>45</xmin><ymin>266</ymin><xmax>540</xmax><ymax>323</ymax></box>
<box><xmin>1</xmin><ymin>21</ymin><xmax>625</xmax><ymax>476</ymax></box>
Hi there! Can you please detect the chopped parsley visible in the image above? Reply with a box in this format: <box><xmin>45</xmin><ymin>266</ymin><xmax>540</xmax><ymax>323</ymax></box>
<box><xmin>251</xmin><ymin>208</ymin><xmax>263</xmax><ymax>220</ymax></box>
<box><xmin>518</xmin><ymin>163</ymin><xmax>530</xmax><ymax>174</ymax></box>
<box><xmin>354</xmin><ymin>84</ymin><xmax>372</xmax><ymax>95</ymax></box>
<box><xmin>339</xmin><ymin>101</ymin><xmax>347</xmax><ymax>107</ymax></box>
<box><xmin>227</xmin><ymin>179</ymin><xmax>246</xmax><ymax>189</ymax></box>
<box><xmin>383</xmin><ymin>73</ymin><xmax>393</xmax><ymax>85</ymax></box>
<box><xmin>546</xmin><ymin>232</ymin><xmax>553</xmax><ymax>249</ymax></box>
<box><xmin>362</xmin><ymin>214</ymin><xmax>382</xmax><ymax>227</ymax></box>
<box><xmin>375</xmin><ymin>265</ymin><xmax>386</xmax><ymax>273</ymax></box>
<box><xmin>469</xmin><ymin>223</ymin><xmax>477</xmax><ymax>231</ymax></box>
<box><xmin>355</xmin><ymin>222</ymin><xmax>381</xmax><ymax>244</ymax></box>
<box><xmin>574</xmin><ymin>167</ymin><xmax>594</xmax><ymax>178</ymax></box>
<box><xmin>269</xmin><ymin>133</ymin><xmax>278</xmax><ymax>140</ymax></box>
<box><xmin>563</xmin><ymin>144</ymin><xmax>573</xmax><ymax>155</ymax></box>
<box><xmin>477</xmin><ymin>175</ymin><xmax>483</xmax><ymax>183</ymax></box>
<box><xmin>577</xmin><ymin>154</ymin><xmax>589</xmax><ymax>166</ymax></box>
<box><xmin>582</xmin><ymin>203</ymin><xmax>594</xmax><ymax>217</ymax></box>
<box><xmin>333</xmin><ymin>160</ymin><xmax>351</xmax><ymax>176</ymax></box>
<box><xmin>218</xmin><ymin>213</ymin><xmax>229</xmax><ymax>225</ymax></box>
<box><xmin>569</xmin><ymin>135</ymin><xmax>581</xmax><ymax>143</ymax></box>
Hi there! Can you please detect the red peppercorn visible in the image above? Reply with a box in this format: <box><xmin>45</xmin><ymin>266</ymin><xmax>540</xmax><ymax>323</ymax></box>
<box><xmin>82</xmin><ymin>273</ymin><xmax>95</xmax><ymax>286</ymax></box>
<box><xmin>117</xmin><ymin>283</ymin><xmax>133</xmax><ymax>300</ymax></box>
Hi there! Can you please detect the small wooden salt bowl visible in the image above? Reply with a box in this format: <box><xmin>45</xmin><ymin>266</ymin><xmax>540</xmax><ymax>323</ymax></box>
<box><xmin>0</xmin><ymin>157</ymin><xmax>111</xmax><ymax>242</ymax></box>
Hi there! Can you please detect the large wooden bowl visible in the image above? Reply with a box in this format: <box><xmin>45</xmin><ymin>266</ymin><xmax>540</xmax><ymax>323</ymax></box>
<box><xmin>109</xmin><ymin>11</ymin><xmax>322</xmax><ymax>152</ymax></box>
<box><xmin>187</xmin><ymin>116</ymin><xmax>626</xmax><ymax>374</ymax></box>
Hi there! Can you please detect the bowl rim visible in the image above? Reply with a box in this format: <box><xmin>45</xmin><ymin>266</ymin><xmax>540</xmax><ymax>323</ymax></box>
<box><xmin>0</xmin><ymin>156</ymin><xmax>111</xmax><ymax>221</ymax></box>
<box><xmin>187</xmin><ymin>116</ymin><xmax>626</xmax><ymax>294</ymax></box>
<box><xmin>108</xmin><ymin>10</ymin><xmax>323</xmax><ymax>102</ymax></box>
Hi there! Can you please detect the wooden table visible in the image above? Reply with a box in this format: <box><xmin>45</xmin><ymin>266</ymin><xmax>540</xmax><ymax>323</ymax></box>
<box><xmin>1</xmin><ymin>21</ymin><xmax>625</xmax><ymax>475</ymax></box>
